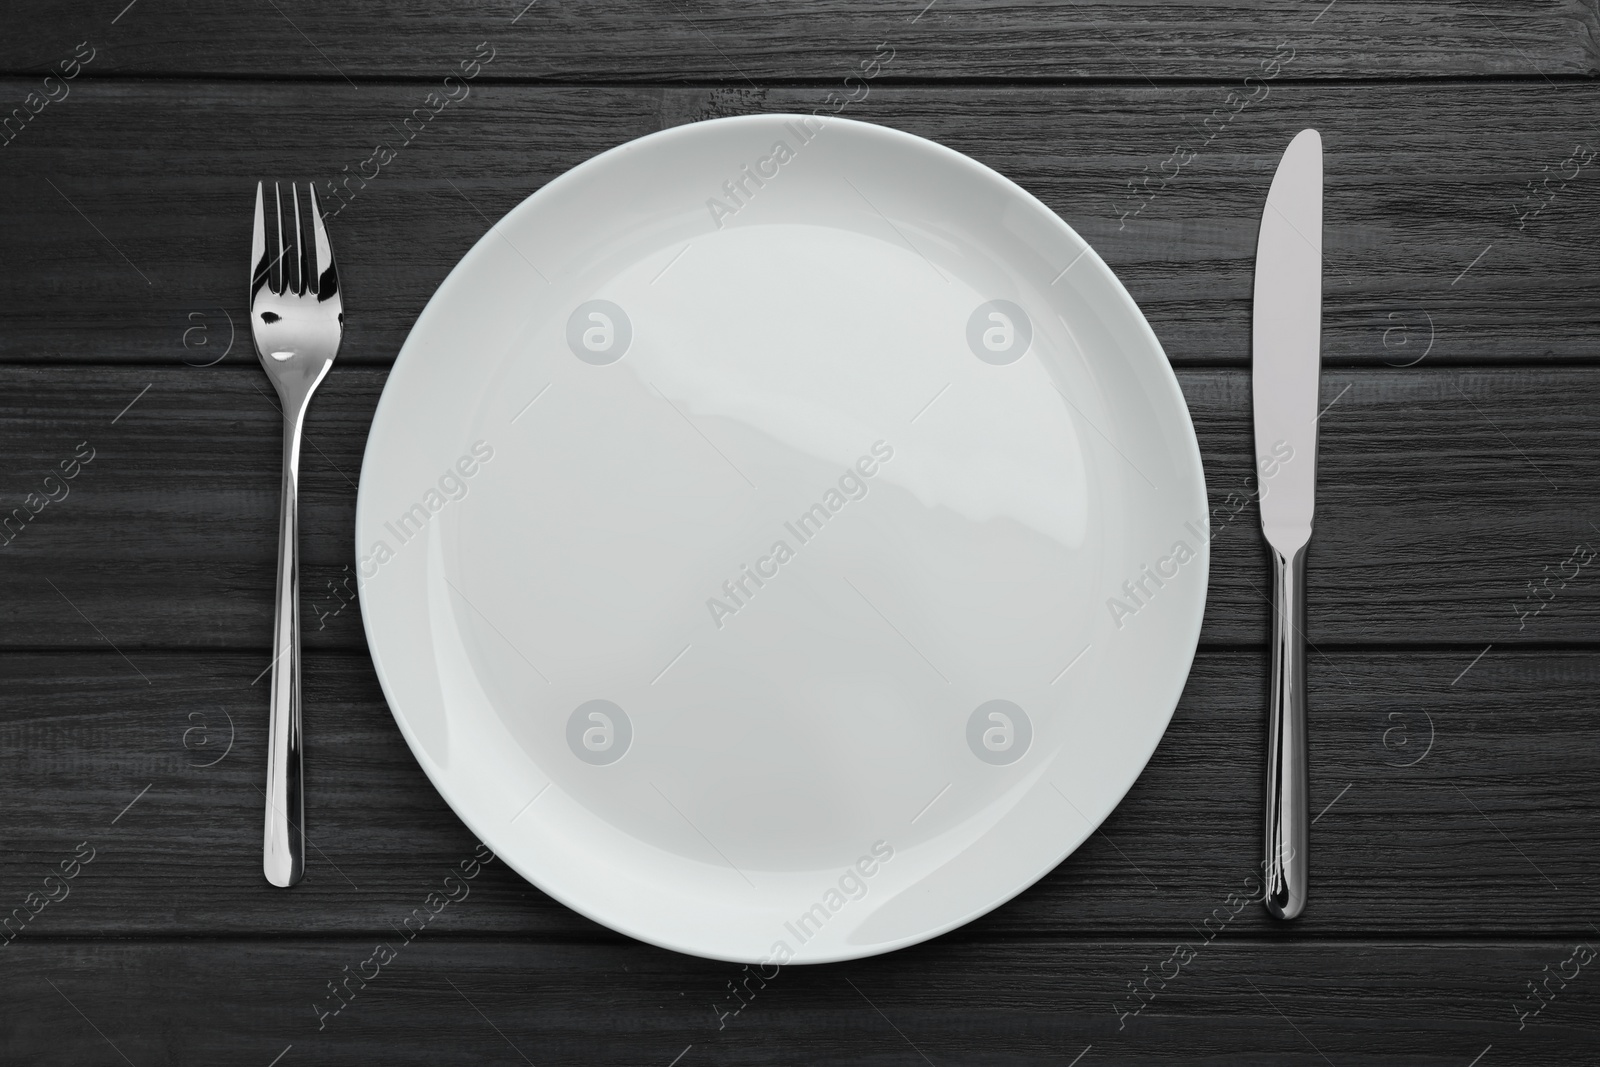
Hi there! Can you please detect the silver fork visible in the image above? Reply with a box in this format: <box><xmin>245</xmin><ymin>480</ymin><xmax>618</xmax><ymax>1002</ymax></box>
<box><xmin>250</xmin><ymin>181</ymin><xmax>343</xmax><ymax>888</ymax></box>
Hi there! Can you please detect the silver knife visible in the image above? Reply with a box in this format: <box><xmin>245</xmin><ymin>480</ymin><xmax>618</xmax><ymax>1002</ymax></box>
<box><xmin>1252</xmin><ymin>128</ymin><xmax>1322</xmax><ymax>920</ymax></box>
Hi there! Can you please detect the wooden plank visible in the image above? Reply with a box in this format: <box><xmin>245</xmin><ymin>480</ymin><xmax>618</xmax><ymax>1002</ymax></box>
<box><xmin>2</xmin><ymin>0</ymin><xmax>1596</xmax><ymax>80</ymax></box>
<box><xmin>2</xmin><ymin>937</ymin><xmax>1596</xmax><ymax>1064</ymax></box>
<box><xmin>2</xmin><ymin>364</ymin><xmax>1597</xmax><ymax>648</ymax></box>
<box><xmin>0</xmin><ymin>649</ymin><xmax>1594</xmax><ymax>938</ymax></box>
<box><xmin>0</xmin><ymin>82</ymin><xmax>1596</xmax><ymax>367</ymax></box>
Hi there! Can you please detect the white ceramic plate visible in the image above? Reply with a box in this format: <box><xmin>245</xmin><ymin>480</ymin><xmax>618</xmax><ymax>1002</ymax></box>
<box><xmin>356</xmin><ymin>114</ymin><xmax>1207</xmax><ymax>964</ymax></box>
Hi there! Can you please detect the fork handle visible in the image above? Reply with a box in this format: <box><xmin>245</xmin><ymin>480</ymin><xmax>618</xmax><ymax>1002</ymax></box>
<box><xmin>1262</xmin><ymin>541</ymin><xmax>1308</xmax><ymax>919</ymax></box>
<box><xmin>264</xmin><ymin>404</ymin><xmax>308</xmax><ymax>888</ymax></box>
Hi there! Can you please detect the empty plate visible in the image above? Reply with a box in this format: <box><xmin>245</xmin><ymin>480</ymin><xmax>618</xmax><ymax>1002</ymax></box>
<box><xmin>355</xmin><ymin>114</ymin><xmax>1207</xmax><ymax>963</ymax></box>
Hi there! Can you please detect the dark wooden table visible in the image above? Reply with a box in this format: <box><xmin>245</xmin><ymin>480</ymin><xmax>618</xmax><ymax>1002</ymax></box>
<box><xmin>2</xmin><ymin>2</ymin><xmax>1597</xmax><ymax>1063</ymax></box>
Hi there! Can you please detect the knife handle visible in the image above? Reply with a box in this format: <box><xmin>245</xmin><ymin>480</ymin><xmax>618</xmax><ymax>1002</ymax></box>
<box><xmin>1263</xmin><ymin>541</ymin><xmax>1309</xmax><ymax>919</ymax></box>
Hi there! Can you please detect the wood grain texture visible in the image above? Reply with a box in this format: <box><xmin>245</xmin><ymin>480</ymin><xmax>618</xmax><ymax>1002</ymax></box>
<box><xmin>2</xmin><ymin>7</ymin><xmax>1598</xmax><ymax>1060</ymax></box>
<box><xmin>2</xmin><ymin>364</ymin><xmax>1597</xmax><ymax>648</ymax></box>
<box><xmin>0</xmin><ymin>649</ymin><xmax>1594</xmax><ymax>938</ymax></box>
<box><xmin>0</xmin><ymin>82</ymin><xmax>1597</xmax><ymax>367</ymax></box>
<box><xmin>2</xmin><ymin>0</ymin><xmax>1597</xmax><ymax>81</ymax></box>
<box><xmin>3</xmin><ymin>937</ymin><xmax>1597</xmax><ymax>1065</ymax></box>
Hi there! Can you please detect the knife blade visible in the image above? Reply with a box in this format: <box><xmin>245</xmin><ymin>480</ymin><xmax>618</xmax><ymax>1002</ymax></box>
<box><xmin>1252</xmin><ymin>127</ymin><xmax>1322</xmax><ymax>921</ymax></box>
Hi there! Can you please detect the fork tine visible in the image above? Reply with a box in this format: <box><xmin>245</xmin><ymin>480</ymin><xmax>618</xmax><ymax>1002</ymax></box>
<box><xmin>273</xmin><ymin>182</ymin><xmax>287</xmax><ymax>295</ymax></box>
<box><xmin>250</xmin><ymin>181</ymin><xmax>268</xmax><ymax>294</ymax></box>
<box><xmin>306</xmin><ymin>185</ymin><xmax>336</xmax><ymax>300</ymax></box>
<box><xmin>292</xmin><ymin>184</ymin><xmax>309</xmax><ymax>296</ymax></box>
